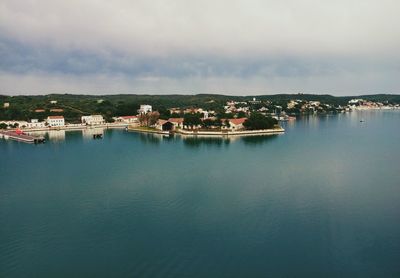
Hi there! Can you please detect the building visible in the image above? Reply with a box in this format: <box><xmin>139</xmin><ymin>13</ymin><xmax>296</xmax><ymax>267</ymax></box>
<box><xmin>155</xmin><ymin>119</ymin><xmax>174</xmax><ymax>131</ymax></box>
<box><xmin>0</xmin><ymin>120</ymin><xmax>28</xmax><ymax>128</ymax></box>
<box><xmin>229</xmin><ymin>118</ymin><xmax>247</xmax><ymax>130</ymax></box>
<box><xmin>168</xmin><ymin>118</ymin><xmax>184</xmax><ymax>129</ymax></box>
<box><xmin>50</xmin><ymin>108</ymin><xmax>64</xmax><ymax>112</ymax></box>
<box><xmin>27</xmin><ymin>119</ymin><xmax>46</xmax><ymax>129</ymax></box>
<box><xmin>81</xmin><ymin>115</ymin><xmax>104</xmax><ymax>125</ymax></box>
<box><xmin>113</xmin><ymin>116</ymin><xmax>139</xmax><ymax>124</ymax></box>
<box><xmin>221</xmin><ymin>118</ymin><xmax>247</xmax><ymax>130</ymax></box>
<box><xmin>35</xmin><ymin>109</ymin><xmax>45</xmax><ymax>113</ymax></box>
<box><xmin>50</xmin><ymin>100</ymin><xmax>58</xmax><ymax>104</ymax></box>
<box><xmin>138</xmin><ymin>105</ymin><xmax>152</xmax><ymax>114</ymax></box>
<box><xmin>3</xmin><ymin>102</ymin><xmax>10</xmax><ymax>108</ymax></box>
<box><xmin>47</xmin><ymin>116</ymin><xmax>65</xmax><ymax>127</ymax></box>
<box><xmin>169</xmin><ymin>108</ymin><xmax>182</xmax><ymax>115</ymax></box>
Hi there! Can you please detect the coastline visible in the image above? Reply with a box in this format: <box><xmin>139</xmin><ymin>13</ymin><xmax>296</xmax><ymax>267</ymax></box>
<box><xmin>127</xmin><ymin>126</ymin><xmax>285</xmax><ymax>137</ymax></box>
<box><xmin>18</xmin><ymin>123</ymin><xmax>128</xmax><ymax>132</ymax></box>
<box><xmin>177</xmin><ymin>127</ymin><xmax>285</xmax><ymax>136</ymax></box>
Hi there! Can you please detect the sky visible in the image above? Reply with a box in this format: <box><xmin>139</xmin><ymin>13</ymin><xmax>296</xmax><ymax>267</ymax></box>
<box><xmin>1</xmin><ymin>0</ymin><xmax>399</xmax><ymax>96</ymax></box>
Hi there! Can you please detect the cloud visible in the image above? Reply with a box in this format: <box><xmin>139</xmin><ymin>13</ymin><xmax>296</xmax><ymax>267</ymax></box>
<box><xmin>0</xmin><ymin>0</ymin><xmax>399</xmax><ymax>95</ymax></box>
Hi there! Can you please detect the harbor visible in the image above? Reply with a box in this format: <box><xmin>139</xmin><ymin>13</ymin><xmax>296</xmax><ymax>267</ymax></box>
<box><xmin>0</xmin><ymin>130</ymin><xmax>45</xmax><ymax>144</ymax></box>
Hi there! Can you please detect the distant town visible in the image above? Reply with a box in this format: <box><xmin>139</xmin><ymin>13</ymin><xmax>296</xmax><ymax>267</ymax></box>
<box><xmin>1</xmin><ymin>94</ymin><xmax>399</xmax><ymax>136</ymax></box>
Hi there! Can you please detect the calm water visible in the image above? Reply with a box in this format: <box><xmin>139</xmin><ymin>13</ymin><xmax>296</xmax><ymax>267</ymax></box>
<box><xmin>1</xmin><ymin>111</ymin><xmax>400</xmax><ymax>277</ymax></box>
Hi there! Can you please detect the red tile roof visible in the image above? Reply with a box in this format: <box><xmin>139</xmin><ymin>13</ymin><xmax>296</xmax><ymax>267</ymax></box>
<box><xmin>120</xmin><ymin>116</ymin><xmax>137</xmax><ymax>119</ymax></box>
<box><xmin>157</xmin><ymin>119</ymin><xmax>168</xmax><ymax>125</ymax></box>
<box><xmin>48</xmin><ymin>116</ymin><xmax>64</xmax><ymax>119</ymax></box>
<box><xmin>168</xmin><ymin>118</ymin><xmax>184</xmax><ymax>123</ymax></box>
<box><xmin>229</xmin><ymin>118</ymin><xmax>247</xmax><ymax>125</ymax></box>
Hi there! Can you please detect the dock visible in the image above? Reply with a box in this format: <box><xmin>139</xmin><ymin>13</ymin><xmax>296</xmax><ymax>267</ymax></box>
<box><xmin>0</xmin><ymin>130</ymin><xmax>46</xmax><ymax>144</ymax></box>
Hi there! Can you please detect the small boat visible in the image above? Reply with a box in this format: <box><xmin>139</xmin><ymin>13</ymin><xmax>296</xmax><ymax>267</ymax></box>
<box><xmin>360</xmin><ymin>119</ymin><xmax>365</xmax><ymax>122</ymax></box>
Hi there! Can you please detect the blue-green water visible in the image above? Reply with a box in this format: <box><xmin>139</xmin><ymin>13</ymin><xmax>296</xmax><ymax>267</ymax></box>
<box><xmin>1</xmin><ymin>111</ymin><xmax>400</xmax><ymax>277</ymax></box>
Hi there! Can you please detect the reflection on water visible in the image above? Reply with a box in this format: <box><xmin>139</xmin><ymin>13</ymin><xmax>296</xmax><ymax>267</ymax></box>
<box><xmin>136</xmin><ymin>133</ymin><xmax>166</xmax><ymax>145</ymax></box>
<box><xmin>182</xmin><ymin>136</ymin><xmax>231</xmax><ymax>148</ymax></box>
<box><xmin>240</xmin><ymin>134</ymin><xmax>279</xmax><ymax>145</ymax></box>
<box><xmin>48</xmin><ymin>130</ymin><xmax>66</xmax><ymax>141</ymax></box>
<box><xmin>82</xmin><ymin>127</ymin><xmax>104</xmax><ymax>139</ymax></box>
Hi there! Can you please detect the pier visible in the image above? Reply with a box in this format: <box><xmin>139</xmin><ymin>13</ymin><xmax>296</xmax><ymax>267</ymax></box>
<box><xmin>0</xmin><ymin>130</ymin><xmax>45</xmax><ymax>144</ymax></box>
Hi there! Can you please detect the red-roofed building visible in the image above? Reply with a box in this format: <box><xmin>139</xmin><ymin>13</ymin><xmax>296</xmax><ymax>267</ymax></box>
<box><xmin>114</xmin><ymin>115</ymin><xmax>139</xmax><ymax>124</ymax></box>
<box><xmin>155</xmin><ymin>119</ymin><xmax>174</xmax><ymax>131</ymax></box>
<box><xmin>168</xmin><ymin>118</ymin><xmax>184</xmax><ymax>129</ymax></box>
<box><xmin>221</xmin><ymin>118</ymin><xmax>247</xmax><ymax>130</ymax></box>
<box><xmin>47</xmin><ymin>116</ymin><xmax>65</xmax><ymax>127</ymax></box>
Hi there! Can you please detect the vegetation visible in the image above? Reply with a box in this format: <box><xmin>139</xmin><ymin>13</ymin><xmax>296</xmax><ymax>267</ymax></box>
<box><xmin>138</xmin><ymin>112</ymin><xmax>160</xmax><ymax>127</ymax></box>
<box><xmin>243</xmin><ymin>113</ymin><xmax>278</xmax><ymax>130</ymax></box>
<box><xmin>1</xmin><ymin>93</ymin><xmax>399</xmax><ymax>122</ymax></box>
<box><xmin>183</xmin><ymin>113</ymin><xmax>202</xmax><ymax>129</ymax></box>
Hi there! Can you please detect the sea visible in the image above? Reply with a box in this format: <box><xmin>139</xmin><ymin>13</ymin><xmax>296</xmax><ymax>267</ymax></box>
<box><xmin>1</xmin><ymin>111</ymin><xmax>399</xmax><ymax>277</ymax></box>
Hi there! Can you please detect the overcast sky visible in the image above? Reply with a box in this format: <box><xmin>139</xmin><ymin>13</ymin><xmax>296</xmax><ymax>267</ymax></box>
<box><xmin>1</xmin><ymin>0</ymin><xmax>399</xmax><ymax>95</ymax></box>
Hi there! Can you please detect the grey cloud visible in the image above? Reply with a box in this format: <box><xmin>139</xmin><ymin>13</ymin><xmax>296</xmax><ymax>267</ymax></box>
<box><xmin>0</xmin><ymin>0</ymin><xmax>399</xmax><ymax>95</ymax></box>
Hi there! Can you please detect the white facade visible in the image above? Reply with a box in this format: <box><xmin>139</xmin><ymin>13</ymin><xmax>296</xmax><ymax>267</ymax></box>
<box><xmin>138</xmin><ymin>105</ymin><xmax>152</xmax><ymax>114</ymax></box>
<box><xmin>81</xmin><ymin>115</ymin><xmax>105</xmax><ymax>125</ymax></box>
<box><xmin>3</xmin><ymin>102</ymin><xmax>10</xmax><ymax>108</ymax></box>
<box><xmin>27</xmin><ymin>119</ymin><xmax>46</xmax><ymax>128</ymax></box>
<box><xmin>47</xmin><ymin>116</ymin><xmax>65</xmax><ymax>127</ymax></box>
<box><xmin>0</xmin><ymin>120</ymin><xmax>28</xmax><ymax>128</ymax></box>
<box><xmin>113</xmin><ymin>116</ymin><xmax>139</xmax><ymax>124</ymax></box>
<box><xmin>50</xmin><ymin>100</ymin><xmax>58</xmax><ymax>104</ymax></box>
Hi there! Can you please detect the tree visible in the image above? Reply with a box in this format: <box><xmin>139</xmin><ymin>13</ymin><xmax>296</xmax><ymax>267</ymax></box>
<box><xmin>148</xmin><ymin>111</ymin><xmax>160</xmax><ymax>126</ymax></box>
<box><xmin>183</xmin><ymin>113</ymin><xmax>202</xmax><ymax>129</ymax></box>
<box><xmin>0</xmin><ymin>123</ymin><xmax>7</xmax><ymax>129</ymax></box>
<box><xmin>138</xmin><ymin>113</ymin><xmax>148</xmax><ymax>126</ymax></box>
<box><xmin>224</xmin><ymin>119</ymin><xmax>230</xmax><ymax>128</ymax></box>
<box><xmin>138</xmin><ymin>111</ymin><xmax>159</xmax><ymax>127</ymax></box>
<box><xmin>237</xmin><ymin>111</ymin><xmax>246</xmax><ymax>118</ymax></box>
<box><xmin>243</xmin><ymin>112</ymin><xmax>278</xmax><ymax>130</ymax></box>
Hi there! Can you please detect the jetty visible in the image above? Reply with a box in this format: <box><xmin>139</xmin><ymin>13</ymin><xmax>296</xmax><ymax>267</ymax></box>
<box><xmin>0</xmin><ymin>130</ymin><xmax>45</xmax><ymax>144</ymax></box>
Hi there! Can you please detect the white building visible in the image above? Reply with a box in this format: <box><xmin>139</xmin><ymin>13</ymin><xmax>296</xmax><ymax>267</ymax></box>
<box><xmin>50</xmin><ymin>100</ymin><xmax>58</xmax><ymax>104</ymax></box>
<box><xmin>138</xmin><ymin>105</ymin><xmax>152</xmax><ymax>114</ymax></box>
<box><xmin>27</xmin><ymin>119</ymin><xmax>46</xmax><ymax>128</ymax></box>
<box><xmin>3</xmin><ymin>102</ymin><xmax>10</xmax><ymax>108</ymax></box>
<box><xmin>228</xmin><ymin>118</ymin><xmax>247</xmax><ymax>130</ymax></box>
<box><xmin>81</xmin><ymin>115</ymin><xmax>105</xmax><ymax>125</ymax></box>
<box><xmin>47</xmin><ymin>116</ymin><xmax>65</xmax><ymax>127</ymax></box>
<box><xmin>113</xmin><ymin>116</ymin><xmax>139</xmax><ymax>124</ymax></box>
<box><xmin>0</xmin><ymin>120</ymin><xmax>28</xmax><ymax>128</ymax></box>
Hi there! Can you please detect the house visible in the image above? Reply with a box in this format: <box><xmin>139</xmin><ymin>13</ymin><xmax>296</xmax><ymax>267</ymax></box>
<box><xmin>3</xmin><ymin>102</ymin><xmax>10</xmax><ymax>108</ymax></box>
<box><xmin>47</xmin><ymin>116</ymin><xmax>65</xmax><ymax>127</ymax></box>
<box><xmin>155</xmin><ymin>119</ymin><xmax>174</xmax><ymax>131</ymax></box>
<box><xmin>222</xmin><ymin>118</ymin><xmax>247</xmax><ymax>130</ymax></box>
<box><xmin>50</xmin><ymin>108</ymin><xmax>64</xmax><ymax>112</ymax></box>
<box><xmin>81</xmin><ymin>115</ymin><xmax>104</xmax><ymax>125</ymax></box>
<box><xmin>113</xmin><ymin>116</ymin><xmax>139</xmax><ymax>124</ymax></box>
<box><xmin>0</xmin><ymin>120</ymin><xmax>28</xmax><ymax>128</ymax></box>
<box><xmin>169</xmin><ymin>108</ymin><xmax>182</xmax><ymax>115</ymax></box>
<box><xmin>35</xmin><ymin>109</ymin><xmax>45</xmax><ymax>113</ymax></box>
<box><xmin>229</xmin><ymin>118</ymin><xmax>247</xmax><ymax>130</ymax></box>
<box><xmin>50</xmin><ymin>100</ymin><xmax>57</xmax><ymax>104</ymax></box>
<box><xmin>168</xmin><ymin>118</ymin><xmax>184</xmax><ymax>129</ymax></box>
<box><xmin>27</xmin><ymin>119</ymin><xmax>46</xmax><ymax>128</ymax></box>
<box><xmin>138</xmin><ymin>105</ymin><xmax>152</xmax><ymax>114</ymax></box>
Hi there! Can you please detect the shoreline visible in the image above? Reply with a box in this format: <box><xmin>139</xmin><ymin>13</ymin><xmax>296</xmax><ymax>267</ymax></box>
<box><xmin>17</xmin><ymin>123</ymin><xmax>128</xmax><ymax>132</ymax></box>
<box><xmin>127</xmin><ymin>126</ymin><xmax>285</xmax><ymax>137</ymax></box>
<box><xmin>177</xmin><ymin>128</ymin><xmax>284</xmax><ymax>136</ymax></box>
